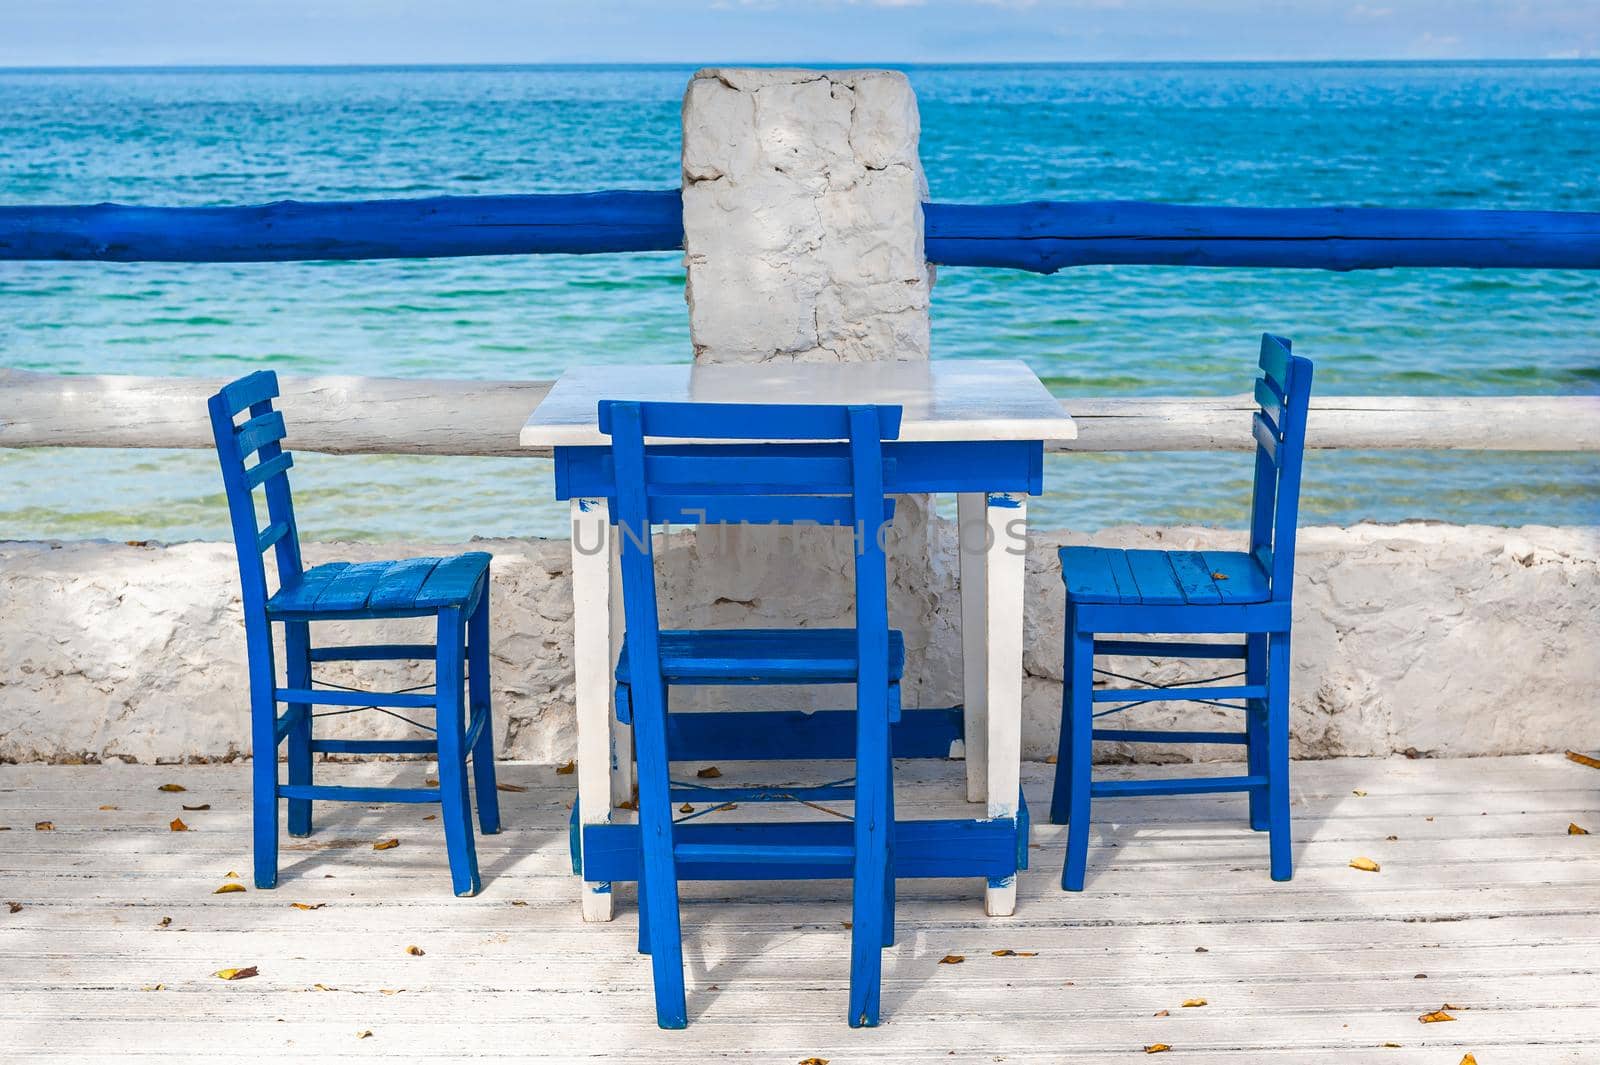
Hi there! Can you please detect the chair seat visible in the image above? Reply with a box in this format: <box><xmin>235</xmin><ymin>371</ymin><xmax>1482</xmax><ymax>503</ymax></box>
<box><xmin>267</xmin><ymin>552</ymin><xmax>491</xmax><ymax>618</ymax></box>
<box><xmin>617</xmin><ymin>628</ymin><xmax>906</xmax><ymax>685</ymax></box>
<box><xmin>1059</xmin><ymin>547</ymin><xmax>1270</xmax><ymax>606</ymax></box>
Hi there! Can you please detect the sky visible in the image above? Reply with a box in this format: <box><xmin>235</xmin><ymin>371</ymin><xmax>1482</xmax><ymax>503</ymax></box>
<box><xmin>0</xmin><ymin>0</ymin><xmax>1596</xmax><ymax>66</ymax></box>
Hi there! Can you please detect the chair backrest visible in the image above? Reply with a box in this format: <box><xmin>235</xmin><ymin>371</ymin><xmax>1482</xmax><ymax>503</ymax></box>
<box><xmin>207</xmin><ymin>370</ymin><xmax>305</xmax><ymax>619</ymax></box>
<box><xmin>1248</xmin><ymin>334</ymin><xmax>1314</xmax><ymax>600</ymax></box>
<box><xmin>598</xmin><ymin>399</ymin><xmax>903</xmax><ymax>702</ymax></box>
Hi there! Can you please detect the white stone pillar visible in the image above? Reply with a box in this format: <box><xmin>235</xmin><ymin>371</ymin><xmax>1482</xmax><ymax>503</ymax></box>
<box><xmin>681</xmin><ymin>68</ymin><xmax>933</xmax><ymax>364</ymax></box>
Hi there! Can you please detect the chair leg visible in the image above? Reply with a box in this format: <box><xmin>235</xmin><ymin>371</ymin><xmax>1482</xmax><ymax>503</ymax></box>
<box><xmin>1244</xmin><ymin>632</ymin><xmax>1269</xmax><ymax>832</ymax></box>
<box><xmin>284</xmin><ymin>622</ymin><xmax>314</xmax><ymax>839</ymax></box>
<box><xmin>633</xmin><ymin>673</ymin><xmax>688</xmax><ymax>1028</ymax></box>
<box><xmin>847</xmin><ymin>691</ymin><xmax>890</xmax><ymax>1028</ymax></box>
<box><xmin>1048</xmin><ymin>607</ymin><xmax>1077</xmax><ymax>825</ymax></box>
<box><xmin>636</xmin><ymin>864</ymin><xmax>652</xmax><ymax>956</ymax></box>
<box><xmin>435</xmin><ymin>607</ymin><xmax>482</xmax><ymax>898</ymax></box>
<box><xmin>468</xmin><ymin>590</ymin><xmax>502</xmax><ymax>835</ymax></box>
<box><xmin>882</xmin><ymin>748</ymin><xmax>896</xmax><ymax>950</ymax></box>
<box><xmin>1266</xmin><ymin>632</ymin><xmax>1294</xmax><ymax>882</ymax></box>
<box><xmin>1061</xmin><ymin>624</ymin><xmax>1094</xmax><ymax>892</ymax></box>
<box><xmin>247</xmin><ymin>623</ymin><xmax>280</xmax><ymax>890</ymax></box>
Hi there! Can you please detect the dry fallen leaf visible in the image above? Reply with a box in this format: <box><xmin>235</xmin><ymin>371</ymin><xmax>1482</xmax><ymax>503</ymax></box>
<box><xmin>1153</xmin><ymin>1009</ymin><xmax>1169</xmax><ymax>1017</ymax></box>
<box><xmin>696</xmin><ymin>766</ymin><xmax>723</xmax><ymax>779</ymax></box>
<box><xmin>1442</xmin><ymin>1002</ymin><xmax>1466</xmax><ymax>1011</ymax></box>
<box><xmin>1386</xmin><ymin>834</ymin><xmax>1399</xmax><ymax>841</ymax></box>
<box><xmin>158</xmin><ymin>917</ymin><xmax>172</xmax><ymax>928</ymax></box>
<box><xmin>214</xmin><ymin>966</ymin><xmax>259</xmax><ymax>981</ymax></box>
<box><xmin>1460</xmin><ymin>1055</ymin><xmax>1478</xmax><ymax>1065</ymax></box>
<box><xmin>617</xmin><ymin>798</ymin><xmax>639</xmax><ymax>811</ymax></box>
<box><xmin>424</xmin><ymin>777</ymin><xmax>439</xmax><ymax>786</ymax></box>
<box><xmin>679</xmin><ymin>803</ymin><xmax>695</xmax><ymax>814</ymax></box>
<box><xmin>169</xmin><ymin>817</ymin><xmax>189</xmax><ymax>832</ymax></box>
<box><xmin>34</xmin><ymin>821</ymin><xmax>53</xmax><ymax>831</ymax></box>
<box><xmin>1349</xmin><ymin>856</ymin><xmax>1381</xmax><ymax>872</ymax></box>
<box><xmin>1210</xmin><ymin>571</ymin><xmax>1229</xmax><ymax>580</ymax></box>
<box><xmin>214</xmin><ymin>883</ymin><xmax>246</xmax><ymax>894</ymax></box>
<box><xmin>422</xmin><ymin>814</ymin><xmax>437</xmax><ymax>821</ymax></box>
<box><xmin>313</xmin><ymin>983</ymin><xmax>337</xmax><ymax>992</ymax></box>
<box><xmin>380</xmin><ymin>988</ymin><xmax>402</xmax><ymax>995</ymax></box>
<box><xmin>1419</xmin><ymin>1010</ymin><xmax>1456</xmax><ymax>1023</ymax></box>
<box><xmin>510</xmin><ymin>900</ymin><xmax>528</xmax><ymax>907</ymax></box>
<box><xmin>1566</xmin><ymin>750</ymin><xmax>1600</xmax><ymax>770</ymax></box>
<box><xmin>182</xmin><ymin>804</ymin><xmax>211</xmax><ymax>811</ymax></box>
<box><xmin>992</xmin><ymin>949</ymin><xmax>1038</xmax><ymax>957</ymax></box>
<box><xmin>357</xmin><ymin>1030</ymin><xmax>373</xmax><ymax>1040</ymax></box>
<box><xmin>98</xmin><ymin>804</ymin><xmax>118</xmax><ymax>811</ymax></box>
<box><xmin>1352</xmin><ymin>789</ymin><xmax>1368</xmax><ymax>797</ymax></box>
<box><xmin>1182</xmin><ymin>998</ymin><xmax>1207</xmax><ymax>1007</ymax></box>
<box><xmin>555</xmin><ymin>760</ymin><xmax>576</xmax><ymax>775</ymax></box>
<box><xmin>290</xmin><ymin>902</ymin><xmax>325</xmax><ymax>911</ymax></box>
<box><xmin>7</xmin><ymin>902</ymin><xmax>20</xmax><ymax>914</ymax></box>
<box><xmin>158</xmin><ymin>783</ymin><xmax>187</xmax><ymax>793</ymax></box>
<box><xmin>1043</xmin><ymin>754</ymin><xmax>1058</xmax><ymax>764</ymax></box>
<box><xmin>496</xmin><ymin>782</ymin><xmax>528</xmax><ymax>793</ymax></box>
<box><xmin>406</xmin><ymin>945</ymin><xmax>425</xmax><ymax>956</ymax></box>
<box><xmin>1145</xmin><ymin>1045</ymin><xmax>1172</xmax><ymax>1055</ymax></box>
<box><xmin>799</xmin><ymin>1058</ymin><xmax>828</xmax><ymax>1065</ymax></box>
<box><xmin>140</xmin><ymin>983</ymin><xmax>165</xmax><ymax>991</ymax></box>
<box><xmin>939</xmin><ymin>954</ymin><xmax>965</xmax><ymax>965</ymax></box>
<box><xmin>1570</xmin><ymin>823</ymin><xmax>1590</xmax><ymax>835</ymax></box>
<box><xmin>225</xmin><ymin>870</ymin><xmax>239</xmax><ymax>879</ymax></box>
<box><xmin>1381</xmin><ymin>1042</ymin><xmax>1401</xmax><ymax>1048</ymax></box>
<box><xmin>373</xmin><ymin>838</ymin><xmax>400</xmax><ymax>851</ymax></box>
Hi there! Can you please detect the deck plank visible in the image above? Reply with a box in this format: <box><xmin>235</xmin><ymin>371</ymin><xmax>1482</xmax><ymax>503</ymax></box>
<box><xmin>1</xmin><ymin>754</ymin><xmax>1595</xmax><ymax>1061</ymax></box>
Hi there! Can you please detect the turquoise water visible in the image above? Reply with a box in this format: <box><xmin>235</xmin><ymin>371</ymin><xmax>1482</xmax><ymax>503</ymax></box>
<box><xmin>2</xmin><ymin>62</ymin><xmax>1597</xmax><ymax>541</ymax></box>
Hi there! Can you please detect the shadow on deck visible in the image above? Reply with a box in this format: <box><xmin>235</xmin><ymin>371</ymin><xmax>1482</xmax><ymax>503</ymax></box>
<box><xmin>1</xmin><ymin>754</ymin><xmax>1595</xmax><ymax>1063</ymax></box>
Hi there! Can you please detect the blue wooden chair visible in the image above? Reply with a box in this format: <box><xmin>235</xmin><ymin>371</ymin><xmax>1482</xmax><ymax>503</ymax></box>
<box><xmin>1050</xmin><ymin>334</ymin><xmax>1312</xmax><ymax>889</ymax></box>
<box><xmin>207</xmin><ymin>370</ymin><xmax>501</xmax><ymax>897</ymax></box>
<box><xmin>601</xmin><ymin>399</ymin><xmax>903</xmax><ymax>1029</ymax></box>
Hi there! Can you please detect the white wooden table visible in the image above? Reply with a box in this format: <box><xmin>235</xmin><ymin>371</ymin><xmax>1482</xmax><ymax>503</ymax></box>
<box><xmin>522</xmin><ymin>359</ymin><xmax>1076</xmax><ymax>920</ymax></box>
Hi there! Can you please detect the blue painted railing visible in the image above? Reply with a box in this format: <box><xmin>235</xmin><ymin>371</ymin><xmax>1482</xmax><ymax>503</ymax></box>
<box><xmin>3</xmin><ymin>190</ymin><xmax>1599</xmax><ymax>272</ymax></box>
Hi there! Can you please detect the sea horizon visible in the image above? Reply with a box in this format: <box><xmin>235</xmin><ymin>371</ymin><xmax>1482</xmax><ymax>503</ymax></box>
<box><xmin>2</xmin><ymin>60</ymin><xmax>1596</xmax><ymax>541</ymax></box>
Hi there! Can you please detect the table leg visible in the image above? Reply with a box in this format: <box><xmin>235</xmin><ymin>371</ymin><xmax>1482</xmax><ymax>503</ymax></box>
<box><xmin>957</xmin><ymin>492</ymin><xmax>989</xmax><ymax>803</ymax></box>
<box><xmin>571</xmin><ymin>497</ymin><xmax>616</xmax><ymax>922</ymax></box>
<box><xmin>608</xmin><ymin>531</ymin><xmax>634</xmax><ymax>807</ymax></box>
<box><xmin>984</xmin><ymin>491</ymin><xmax>1027</xmax><ymax>917</ymax></box>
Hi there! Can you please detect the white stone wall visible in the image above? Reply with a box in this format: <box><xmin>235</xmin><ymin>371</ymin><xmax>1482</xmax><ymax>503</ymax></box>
<box><xmin>4</xmin><ymin>523</ymin><xmax>1595</xmax><ymax>764</ymax></box>
<box><xmin>681</xmin><ymin>68</ymin><xmax>933</xmax><ymax>363</ymax></box>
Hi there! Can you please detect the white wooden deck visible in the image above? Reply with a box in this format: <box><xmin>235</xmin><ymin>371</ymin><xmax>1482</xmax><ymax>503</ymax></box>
<box><xmin>1</xmin><ymin>754</ymin><xmax>1595</xmax><ymax>1063</ymax></box>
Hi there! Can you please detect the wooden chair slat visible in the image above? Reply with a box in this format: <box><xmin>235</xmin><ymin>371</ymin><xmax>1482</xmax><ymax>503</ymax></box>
<box><xmin>415</xmin><ymin>552</ymin><xmax>492</xmax><ymax>610</ymax></box>
<box><xmin>1254</xmin><ymin>376</ymin><xmax>1286</xmax><ymax>419</ymax></box>
<box><xmin>1121</xmin><ymin>549</ymin><xmax>1187</xmax><ymax>605</ymax></box>
<box><xmin>233</xmin><ymin>410</ymin><xmax>287</xmax><ymax>458</ymax></box>
<box><xmin>1258</xmin><ymin>332</ymin><xmax>1292</xmax><ymax>391</ymax></box>
<box><xmin>243</xmin><ymin>451</ymin><xmax>293</xmax><ymax>489</ymax></box>
<box><xmin>645</xmin><ymin>494</ymin><xmax>895</xmax><ymax>527</ymax></box>
<box><xmin>217</xmin><ymin>369</ymin><xmax>279</xmax><ymax>417</ymax></box>
<box><xmin>1165</xmin><ymin>550</ymin><xmax>1226</xmax><ymax>605</ymax></box>
<box><xmin>1252</xmin><ymin>410</ymin><xmax>1280</xmax><ymax>462</ymax></box>
<box><xmin>616</xmin><ymin>628</ymin><xmax>907</xmax><ymax>685</ymax></box>
<box><xmin>365</xmin><ymin>557</ymin><xmax>444</xmax><ymax>611</ymax></box>
<box><xmin>256</xmin><ymin>520</ymin><xmax>290</xmax><ymax>553</ymax></box>
<box><xmin>600</xmin><ymin>399</ymin><xmax>902</xmax><ymax>441</ymax></box>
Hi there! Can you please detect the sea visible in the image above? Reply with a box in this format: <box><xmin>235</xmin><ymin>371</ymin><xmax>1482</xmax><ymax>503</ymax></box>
<box><xmin>2</xmin><ymin>62</ymin><xmax>1597</xmax><ymax>541</ymax></box>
